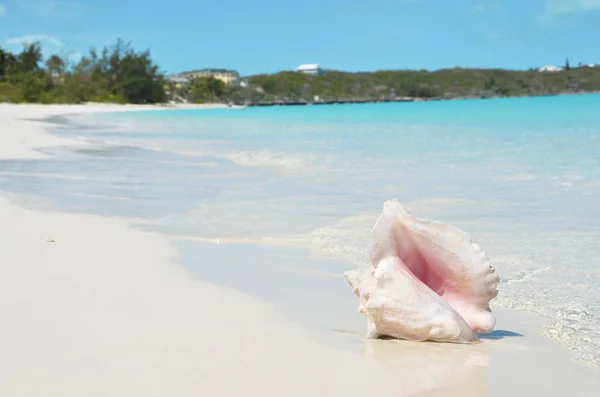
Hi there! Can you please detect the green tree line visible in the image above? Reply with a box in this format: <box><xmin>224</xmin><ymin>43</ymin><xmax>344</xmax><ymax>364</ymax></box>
<box><xmin>3</xmin><ymin>39</ymin><xmax>600</xmax><ymax>105</ymax></box>
<box><xmin>0</xmin><ymin>39</ymin><xmax>165</xmax><ymax>103</ymax></box>
<box><xmin>244</xmin><ymin>67</ymin><xmax>600</xmax><ymax>104</ymax></box>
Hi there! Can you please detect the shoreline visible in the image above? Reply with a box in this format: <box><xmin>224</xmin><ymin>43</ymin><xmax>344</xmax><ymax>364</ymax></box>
<box><xmin>1</xmin><ymin>192</ymin><xmax>598</xmax><ymax>396</ymax></box>
<box><xmin>0</xmin><ymin>102</ymin><xmax>241</xmax><ymax>160</ymax></box>
<box><xmin>216</xmin><ymin>90</ymin><xmax>600</xmax><ymax>107</ymax></box>
<box><xmin>0</xmin><ymin>195</ymin><xmax>600</xmax><ymax>397</ymax></box>
<box><xmin>1</xmin><ymin>103</ymin><xmax>599</xmax><ymax>396</ymax></box>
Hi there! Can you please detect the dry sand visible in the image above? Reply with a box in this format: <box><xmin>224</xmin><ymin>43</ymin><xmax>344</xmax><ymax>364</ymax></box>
<box><xmin>0</xmin><ymin>103</ymin><xmax>599</xmax><ymax>396</ymax></box>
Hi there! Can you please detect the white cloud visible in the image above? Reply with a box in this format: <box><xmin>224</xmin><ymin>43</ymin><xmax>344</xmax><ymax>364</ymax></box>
<box><xmin>0</xmin><ymin>4</ymin><xmax>6</xmax><ymax>17</ymax></box>
<box><xmin>545</xmin><ymin>0</ymin><xmax>600</xmax><ymax>14</ymax></box>
<box><xmin>4</xmin><ymin>35</ymin><xmax>64</xmax><ymax>48</ymax></box>
<box><xmin>4</xmin><ymin>35</ymin><xmax>82</xmax><ymax>64</ymax></box>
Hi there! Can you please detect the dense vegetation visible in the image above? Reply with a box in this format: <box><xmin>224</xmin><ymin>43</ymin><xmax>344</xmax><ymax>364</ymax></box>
<box><xmin>244</xmin><ymin>67</ymin><xmax>600</xmax><ymax>104</ymax></box>
<box><xmin>0</xmin><ymin>39</ymin><xmax>165</xmax><ymax>103</ymax></box>
<box><xmin>2</xmin><ymin>39</ymin><xmax>600</xmax><ymax>105</ymax></box>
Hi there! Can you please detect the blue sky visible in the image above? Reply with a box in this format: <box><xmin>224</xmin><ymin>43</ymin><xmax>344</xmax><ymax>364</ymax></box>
<box><xmin>1</xmin><ymin>0</ymin><xmax>599</xmax><ymax>76</ymax></box>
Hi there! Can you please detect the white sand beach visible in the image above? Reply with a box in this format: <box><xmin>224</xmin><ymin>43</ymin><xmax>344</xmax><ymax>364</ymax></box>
<box><xmin>1</xmin><ymin>104</ymin><xmax>599</xmax><ymax>397</ymax></box>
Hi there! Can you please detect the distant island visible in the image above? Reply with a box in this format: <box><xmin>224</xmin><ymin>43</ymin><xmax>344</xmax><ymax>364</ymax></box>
<box><xmin>2</xmin><ymin>39</ymin><xmax>600</xmax><ymax>106</ymax></box>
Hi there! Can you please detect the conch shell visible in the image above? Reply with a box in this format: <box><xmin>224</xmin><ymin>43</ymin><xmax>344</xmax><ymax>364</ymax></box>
<box><xmin>344</xmin><ymin>200</ymin><xmax>500</xmax><ymax>343</ymax></box>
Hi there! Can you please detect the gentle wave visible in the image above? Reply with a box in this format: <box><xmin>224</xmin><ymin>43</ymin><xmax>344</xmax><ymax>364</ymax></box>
<box><xmin>71</xmin><ymin>133</ymin><xmax>313</xmax><ymax>172</ymax></box>
<box><xmin>227</xmin><ymin>150</ymin><xmax>307</xmax><ymax>170</ymax></box>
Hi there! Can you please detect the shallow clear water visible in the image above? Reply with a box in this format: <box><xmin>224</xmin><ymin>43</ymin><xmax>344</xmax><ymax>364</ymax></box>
<box><xmin>1</xmin><ymin>94</ymin><xmax>600</xmax><ymax>367</ymax></box>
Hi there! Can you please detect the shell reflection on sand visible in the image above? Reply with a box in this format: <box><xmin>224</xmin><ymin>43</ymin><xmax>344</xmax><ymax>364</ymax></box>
<box><xmin>363</xmin><ymin>339</ymin><xmax>490</xmax><ymax>397</ymax></box>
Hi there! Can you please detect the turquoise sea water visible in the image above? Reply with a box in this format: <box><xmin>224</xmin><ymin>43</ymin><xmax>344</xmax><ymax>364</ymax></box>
<box><xmin>1</xmin><ymin>94</ymin><xmax>600</xmax><ymax>367</ymax></box>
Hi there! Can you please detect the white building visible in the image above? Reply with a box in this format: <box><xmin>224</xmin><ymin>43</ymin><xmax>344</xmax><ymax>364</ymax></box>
<box><xmin>538</xmin><ymin>65</ymin><xmax>564</xmax><ymax>72</ymax></box>
<box><xmin>296</xmin><ymin>64</ymin><xmax>323</xmax><ymax>75</ymax></box>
